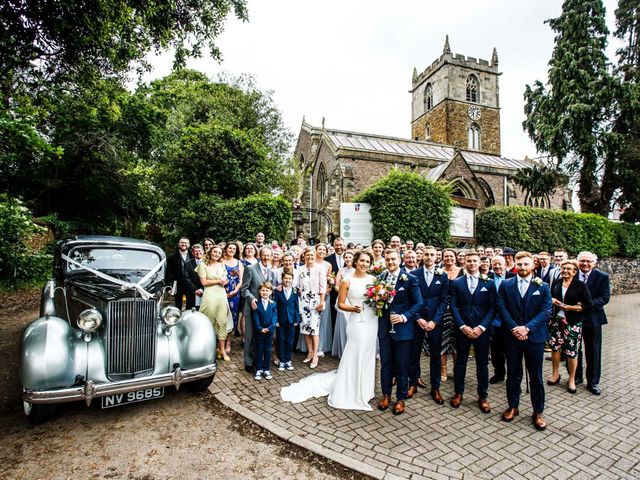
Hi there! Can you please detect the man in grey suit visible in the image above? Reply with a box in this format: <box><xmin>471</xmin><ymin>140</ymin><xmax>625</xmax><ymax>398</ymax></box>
<box><xmin>241</xmin><ymin>246</ymin><xmax>275</xmax><ymax>373</ymax></box>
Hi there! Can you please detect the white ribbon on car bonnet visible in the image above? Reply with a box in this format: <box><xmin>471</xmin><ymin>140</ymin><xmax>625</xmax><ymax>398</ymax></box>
<box><xmin>61</xmin><ymin>254</ymin><xmax>166</xmax><ymax>300</ymax></box>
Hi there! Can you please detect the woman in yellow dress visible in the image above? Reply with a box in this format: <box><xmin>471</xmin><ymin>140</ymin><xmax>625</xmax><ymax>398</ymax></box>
<box><xmin>196</xmin><ymin>245</ymin><xmax>230</xmax><ymax>361</ymax></box>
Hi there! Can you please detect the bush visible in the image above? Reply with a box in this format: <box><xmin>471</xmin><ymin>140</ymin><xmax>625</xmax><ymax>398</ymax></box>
<box><xmin>354</xmin><ymin>170</ymin><xmax>453</xmax><ymax>245</ymax></box>
<box><xmin>476</xmin><ymin>206</ymin><xmax>618</xmax><ymax>257</ymax></box>
<box><xmin>0</xmin><ymin>195</ymin><xmax>52</xmax><ymax>284</ymax></box>
<box><xmin>171</xmin><ymin>194</ymin><xmax>292</xmax><ymax>244</ymax></box>
<box><xmin>616</xmin><ymin>222</ymin><xmax>640</xmax><ymax>259</ymax></box>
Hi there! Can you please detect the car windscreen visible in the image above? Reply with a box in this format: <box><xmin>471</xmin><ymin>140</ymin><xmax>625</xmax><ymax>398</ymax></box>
<box><xmin>66</xmin><ymin>247</ymin><xmax>162</xmax><ymax>273</ymax></box>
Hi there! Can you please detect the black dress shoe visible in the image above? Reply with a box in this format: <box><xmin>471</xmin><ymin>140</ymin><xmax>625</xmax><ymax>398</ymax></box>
<box><xmin>575</xmin><ymin>378</ymin><xmax>584</xmax><ymax>385</ymax></box>
<box><xmin>588</xmin><ymin>384</ymin><xmax>601</xmax><ymax>395</ymax></box>
<box><xmin>489</xmin><ymin>375</ymin><xmax>505</xmax><ymax>385</ymax></box>
<box><xmin>244</xmin><ymin>365</ymin><xmax>254</xmax><ymax>373</ymax></box>
<box><xmin>416</xmin><ymin>378</ymin><xmax>428</xmax><ymax>389</ymax></box>
<box><xmin>546</xmin><ymin>375</ymin><xmax>561</xmax><ymax>386</ymax></box>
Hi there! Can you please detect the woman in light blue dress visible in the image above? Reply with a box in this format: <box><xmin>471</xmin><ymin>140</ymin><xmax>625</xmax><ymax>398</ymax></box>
<box><xmin>331</xmin><ymin>251</ymin><xmax>354</xmax><ymax>358</ymax></box>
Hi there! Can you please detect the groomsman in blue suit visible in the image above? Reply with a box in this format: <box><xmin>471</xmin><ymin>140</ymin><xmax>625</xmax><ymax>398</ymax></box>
<box><xmin>575</xmin><ymin>251</ymin><xmax>610</xmax><ymax>395</ymax></box>
<box><xmin>535</xmin><ymin>251</ymin><xmax>554</xmax><ymax>284</ymax></box>
<box><xmin>488</xmin><ymin>255</ymin><xmax>516</xmax><ymax>383</ymax></box>
<box><xmin>377</xmin><ymin>249</ymin><xmax>423</xmax><ymax>415</ymax></box>
<box><xmin>449</xmin><ymin>251</ymin><xmax>497</xmax><ymax>413</ymax></box>
<box><xmin>497</xmin><ymin>251</ymin><xmax>552</xmax><ymax>431</ymax></box>
<box><xmin>408</xmin><ymin>246</ymin><xmax>449</xmax><ymax>405</ymax></box>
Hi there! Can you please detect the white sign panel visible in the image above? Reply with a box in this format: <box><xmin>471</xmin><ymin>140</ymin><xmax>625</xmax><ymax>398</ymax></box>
<box><xmin>450</xmin><ymin>207</ymin><xmax>475</xmax><ymax>238</ymax></box>
<box><xmin>340</xmin><ymin>203</ymin><xmax>373</xmax><ymax>245</ymax></box>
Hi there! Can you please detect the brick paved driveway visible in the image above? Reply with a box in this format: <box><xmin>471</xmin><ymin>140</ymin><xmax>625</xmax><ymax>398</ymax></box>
<box><xmin>210</xmin><ymin>294</ymin><xmax>640</xmax><ymax>479</ymax></box>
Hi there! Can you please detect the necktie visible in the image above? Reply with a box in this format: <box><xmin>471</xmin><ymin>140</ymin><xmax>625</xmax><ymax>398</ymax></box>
<box><xmin>425</xmin><ymin>269</ymin><xmax>433</xmax><ymax>287</ymax></box>
<box><xmin>468</xmin><ymin>275</ymin><xmax>477</xmax><ymax>294</ymax></box>
<box><xmin>285</xmin><ymin>288</ymin><xmax>291</xmax><ymax>300</ymax></box>
<box><xmin>519</xmin><ymin>278</ymin><xmax>528</xmax><ymax>297</ymax></box>
<box><xmin>582</xmin><ymin>272</ymin><xmax>589</xmax><ymax>283</ymax></box>
<box><xmin>337</xmin><ymin>256</ymin><xmax>343</xmax><ymax>270</ymax></box>
<box><xmin>388</xmin><ymin>274</ymin><xmax>396</xmax><ymax>285</ymax></box>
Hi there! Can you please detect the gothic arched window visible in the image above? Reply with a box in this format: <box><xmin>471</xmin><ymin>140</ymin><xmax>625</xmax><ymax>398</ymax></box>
<box><xmin>425</xmin><ymin>124</ymin><xmax>431</xmax><ymax>141</ymax></box>
<box><xmin>317</xmin><ymin>163</ymin><xmax>328</xmax><ymax>204</ymax></box>
<box><xmin>468</xmin><ymin>123</ymin><xmax>481</xmax><ymax>150</ymax></box>
<box><xmin>424</xmin><ymin>83</ymin><xmax>433</xmax><ymax>111</ymax></box>
<box><xmin>466</xmin><ymin>74</ymin><xmax>479</xmax><ymax>103</ymax></box>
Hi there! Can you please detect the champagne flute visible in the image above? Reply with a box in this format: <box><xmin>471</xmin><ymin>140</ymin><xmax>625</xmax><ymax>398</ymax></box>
<box><xmin>389</xmin><ymin>309</ymin><xmax>397</xmax><ymax>333</ymax></box>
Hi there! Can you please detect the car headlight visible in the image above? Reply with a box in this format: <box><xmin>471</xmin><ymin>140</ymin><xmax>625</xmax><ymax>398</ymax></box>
<box><xmin>78</xmin><ymin>309</ymin><xmax>103</xmax><ymax>333</ymax></box>
<box><xmin>161</xmin><ymin>306</ymin><xmax>182</xmax><ymax>326</ymax></box>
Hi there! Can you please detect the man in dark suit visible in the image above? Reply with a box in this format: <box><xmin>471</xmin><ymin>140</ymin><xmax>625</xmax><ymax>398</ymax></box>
<box><xmin>488</xmin><ymin>255</ymin><xmax>516</xmax><ymax>384</ymax></box>
<box><xmin>575</xmin><ymin>251</ymin><xmax>610</xmax><ymax>395</ymax></box>
<box><xmin>166</xmin><ymin>237</ymin><xmax>191</xmax><ymax>309</ymax></box>
<box><xmin>449</xmin><ymin>251</ymin><xmax>497</xmax><ymax>413</ymax></box>
<box><xmin>241</xmin><ymin>247</ymin><xmax>275</xmax><ymax>373</ymax></box>
<box><xmin>535</xmin><ymin>251</ymin><xmax>554</xmax><ymax>285</ymax></box>
<box><xmin>377</xmin><ymin>249</ymin><xmax>423</xmax><ymax>416</ymax></box>
<box><xmin>324</xmin><ymin>237</ymin><xmax>346</xmax><ymax>332</ymax></box>
<box><xmin>497</xmin><ymin>251</ymin><xmax>552</xmax><ymax>431</ymax></box>
<box><xmin>183</xmin><ymin>244</ymin><xmax>204</xmax><ymax>310</ymax></box>
<box><xmin>408</xmin><ymin>246</ymin><xmax>449</xmax><ymax>405</ymax></box>
<box><xmin>549</xmin><ymin>248</ymin><xmax>568</xmax><ymax>288</ymax></box>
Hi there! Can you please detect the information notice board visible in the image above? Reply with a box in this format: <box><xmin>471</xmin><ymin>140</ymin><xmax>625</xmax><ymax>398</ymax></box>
<box><xmin>340</xmin><ymin>203</ymin><xmax>373</xmax><ymax>246</ymax></box>
<box><xmin>450</xmin><ymin>206</ymin><xmax>475</xmax><ymax>238</ymax></box>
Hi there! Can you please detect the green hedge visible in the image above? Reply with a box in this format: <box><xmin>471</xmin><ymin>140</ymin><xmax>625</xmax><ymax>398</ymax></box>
<box><xmin>476</xmin><ymin>206</ymin><xmax>620</xmax><ymax>257</ymax></box>
<box><xmin>171</xmin><ymin>194</ymin><xmax>292</xmax><ymax>244</ymax></box>
<box><xmin>616</xmin><ymin>222</ymin><xmax>640</xmax><ymax>259</ymax></box>
<box><xmin>354</xmin><ymin>170</ymin><xmax>453</xmax><ymax>246</ymax></box>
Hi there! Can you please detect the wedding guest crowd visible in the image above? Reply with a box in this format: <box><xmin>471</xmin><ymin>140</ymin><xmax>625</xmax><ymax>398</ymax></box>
<box><xmin>167</xmin><ymin>232</ymin><xmax>611</xmax><ymax>430</ymax></box>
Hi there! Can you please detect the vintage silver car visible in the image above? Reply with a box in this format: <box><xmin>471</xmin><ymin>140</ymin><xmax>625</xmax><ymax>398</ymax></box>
<box><xmin>20</xmin><ymin>236</ymin><xmax>217</xmax><ymax>423</ymax></box>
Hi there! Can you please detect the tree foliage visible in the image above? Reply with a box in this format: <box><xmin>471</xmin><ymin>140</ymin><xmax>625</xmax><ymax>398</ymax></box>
<box><xmin>523</xmin><ymin>0</ymin><xmax>619</xmax><ymax>216</ymax></box>
<box><xmin>354</xmin><ymin>170</ymin><xmax>453</xmax><ymax>245</ymax></box>
<box><xmin>0</xmin><ymin>0</ymin><xmax>248</xmax><ymax>104</ymax></box>
<box><xmin>513</xmin><ymin>163</ymin><xmax>568</xmax><ymax>207</ymax></box>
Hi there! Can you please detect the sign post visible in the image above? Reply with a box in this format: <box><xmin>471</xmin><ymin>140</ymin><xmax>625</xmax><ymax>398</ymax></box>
<box><xmin>340</xmin><ymin>203</ymin><xmax>373</xmax><ymax>246</ymax></box>
<box><xmin>450</xmin><ymin>206</ymin><xmax>475</xmax><ymax>239</ymax></box>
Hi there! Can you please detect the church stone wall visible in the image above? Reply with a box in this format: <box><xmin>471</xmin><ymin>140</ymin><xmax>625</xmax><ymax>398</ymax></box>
<box><xmin>412</xmin><ymin>102</ymin><xmax>448</xmax><ymax>143</ymax></box>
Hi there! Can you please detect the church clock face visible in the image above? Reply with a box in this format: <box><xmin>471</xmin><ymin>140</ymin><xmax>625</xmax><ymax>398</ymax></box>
<box><xmin>468</xmin><ymin>105</ymin><xmax>481</xmax><ymax>121</ymax></box>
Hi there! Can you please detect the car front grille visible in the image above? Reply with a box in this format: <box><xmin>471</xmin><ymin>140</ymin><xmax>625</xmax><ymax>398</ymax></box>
<box><xmin>107</xmin><ymin>298</ymin><xmax>157</xmax><ymax>380</ymax></box>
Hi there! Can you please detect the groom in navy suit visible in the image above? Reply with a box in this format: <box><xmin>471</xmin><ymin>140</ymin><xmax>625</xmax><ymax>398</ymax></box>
<box><xmin>377</xmin><ymin>249</ymin><xmax>423</xmax><ymax>415</ymax></box>
<box><xmin>497</xmin><ymin>251</ymin><xmax>552</xmax><ymax>431</ymax></box>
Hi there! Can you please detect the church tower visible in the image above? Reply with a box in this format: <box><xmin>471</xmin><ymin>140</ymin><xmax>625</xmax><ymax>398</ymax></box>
<box><xmin>411</xmin><ymin>36</ymin><xmax>501</xmax><ymax>155</ymax></box>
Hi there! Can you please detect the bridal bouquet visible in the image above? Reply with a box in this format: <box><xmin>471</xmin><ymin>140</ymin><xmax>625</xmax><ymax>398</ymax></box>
<box><xmin>368</xmin><ymin>263</ymin><xmax>386</xmax><ymax>277</ymax></box>
<box><xmin>365</xmin><ymin>279</ymin><xmax>397</xmax><ymax>318</ymax></box>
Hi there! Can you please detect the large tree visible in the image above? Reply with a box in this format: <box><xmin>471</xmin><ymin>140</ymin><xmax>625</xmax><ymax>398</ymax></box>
<box><xmin>523</xmin><ymin>0</ymin><xmax>620</xmax><ymax>215</ymax></box>
<box><xmin>613</xmin><ymin>0</ymin><xmax>640</xmax><ymax>221</ymax></box>
<box><xmin>0</xmin><ymin>0</ymin><xmax>248</xmax><ymax>104</ymax></box>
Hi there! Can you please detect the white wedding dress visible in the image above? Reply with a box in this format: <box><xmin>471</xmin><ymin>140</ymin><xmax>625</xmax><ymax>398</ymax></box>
<box><xmin>281</xmin><ymin>275</ymin><xmax>377</xmax><ymax>411</ymax></box>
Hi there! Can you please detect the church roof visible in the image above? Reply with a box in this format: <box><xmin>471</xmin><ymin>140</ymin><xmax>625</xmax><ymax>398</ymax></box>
<box><xmin>306</xmin><ymin>124</ymin><xmax>533</xmax><ymax>172</ymax></box>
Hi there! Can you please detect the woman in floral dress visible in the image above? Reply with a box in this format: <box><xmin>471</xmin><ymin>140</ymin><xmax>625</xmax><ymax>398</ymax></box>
<box><xmin>298</xmin><ymin>247</ymin><xmax>327</xmax><ymax>369</ymax></box>
<box><xmin>223</xmin><ymin>241</ymin><xmax>244</xmax><ymax>349</ymax></box>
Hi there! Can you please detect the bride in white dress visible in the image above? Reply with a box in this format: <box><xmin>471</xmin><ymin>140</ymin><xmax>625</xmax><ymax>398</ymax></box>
<box><xmin>281</xmin><ymin>251</ymin><xmax>378</xmax><ymax>410</ymax></box>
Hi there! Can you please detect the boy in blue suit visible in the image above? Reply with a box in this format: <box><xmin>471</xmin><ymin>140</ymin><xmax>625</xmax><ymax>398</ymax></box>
<box><xmin>449</xmin><ymin>251</ymin><xmax>496</xmax><ymax>413</ymax></box>
<box><xmin>275</xmin><ymin>271</ymin><xmax>300</xmax><ymax>371</ymax></box>
<box><xmin>253</xmin><ymin>282</ymin><xmax>278</xmax><ymax>380</ymax></box>
<box><xmin>497</xmin><ymin>251</ymin><xmax>552</xmax><ymax>431</ymax></box>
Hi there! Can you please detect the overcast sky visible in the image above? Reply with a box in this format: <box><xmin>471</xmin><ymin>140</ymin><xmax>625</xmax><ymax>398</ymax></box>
<box><xmin>147</xmin><ymin>0</ymin><xmax>621</xmax><ymax>160</ymax></box>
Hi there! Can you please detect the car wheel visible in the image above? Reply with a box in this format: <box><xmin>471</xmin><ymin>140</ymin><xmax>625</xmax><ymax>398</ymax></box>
<box><xmin>185</xmin><ymin>374</ymin><xmax>214</xmax><ymax>392</ymax></box>
<box><xmin>23</xmin><ymin>400</ymin><xmax>56</xmax><ymax>424</ymax></box>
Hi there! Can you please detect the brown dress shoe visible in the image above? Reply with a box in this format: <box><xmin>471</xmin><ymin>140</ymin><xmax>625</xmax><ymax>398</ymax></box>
<box><xmin>450</xmin><ymin>393</ymin><xmax>463</xmax><ymax>408</ymax></box>
<box><xmin>417</xmin><ymin>378</ymin><xmax>428</xmax><ymax>389</ymax></box>
<box><xmin>378</xmin><ymin>395</ymin><xmax>391</xmax><ymax>411</ymax></box>
<box><xmin>430</xmin><ymin>389</ymin><xmax>444</xmax><ymax>405</ymax></box>
<box><xmin>478</xmin><ymin>397</ymin><xmax>491</xmax><ymax>414</ymax></box>
<box><xmin>407</xmin><ymin>386</ymin><xmax>417</xmax><ymax>399</ymax></box>
<box><xmin>532</xmin><ymin>413</ymin><xmax>547</xmax><ymax>431</ymax></box>
<box><xmin>392</xmin><ymin>400</ymin><xmax>405</xmax><ymax>415</ymax></box>
<box><xmin>501</xmin><ymin>407</ymin><xmax>519</xmax><ymax>422</ymax></box>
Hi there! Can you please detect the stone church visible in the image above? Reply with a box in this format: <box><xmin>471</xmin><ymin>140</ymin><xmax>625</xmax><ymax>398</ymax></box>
<box><xmin>293</xmin><ymin>37</ymin><xmax>568</xmax><ymax>243</ymax></box>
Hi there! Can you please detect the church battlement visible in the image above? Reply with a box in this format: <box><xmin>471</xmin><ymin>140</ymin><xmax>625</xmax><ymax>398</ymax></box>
<box><xmin>412</xmin><ymin>37</ymin><xmax>498</xmax><ymax>91</ymax></box>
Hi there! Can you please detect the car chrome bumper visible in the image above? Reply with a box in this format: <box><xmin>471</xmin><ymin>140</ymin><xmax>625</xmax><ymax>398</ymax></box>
<box><xmin>23</xmin><ymin>364</ymin><xmax>217</xmax><ymax>406</ymax></box>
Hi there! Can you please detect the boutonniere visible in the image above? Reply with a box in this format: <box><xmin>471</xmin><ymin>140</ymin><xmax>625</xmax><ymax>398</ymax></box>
<box><xmin>400</xmin><ymin>273</ymin><xmax>408</xmax><ymax>282</ymax></box>
<box><xmin>269</xmin><ymin>300</ymin><xmax>275</xmax><ymax>304</ymax></box>
<box><xmin>435</xmin><ymin>267</ymin><xmax>444</xmax><ymax>276</ymax></box>
<box><xmin>532</xmin><ymin>277</ymin><xmax>543</xmax><ymax>286</ymax></box>
<box><xmin>479</xmin><ymin>273</ymin><xmax>489</xmax><ymax>282</ymax></box>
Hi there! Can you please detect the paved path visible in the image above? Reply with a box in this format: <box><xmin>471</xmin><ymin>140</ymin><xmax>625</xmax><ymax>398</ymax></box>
<box><xmin>210</xmin><ymin>294</ymin><xmax>640</xmax><ymax>479</ymax></box>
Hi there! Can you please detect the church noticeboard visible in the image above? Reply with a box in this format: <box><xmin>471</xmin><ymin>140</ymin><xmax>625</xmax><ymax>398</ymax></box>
<box><xmin>450</xmin><ymin>206</ymin><xmax>475</xmax><ymax>238</ymax></box>
<box><xmin>340</xmin><ymin>203</ymin><xmax>373</xmax><ymax>245</ymax></box>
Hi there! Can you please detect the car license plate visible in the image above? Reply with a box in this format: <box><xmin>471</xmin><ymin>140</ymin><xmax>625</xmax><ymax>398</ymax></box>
<box><xmin>101</xmin><ymin>387</ymin><xmax>164</xmax><ymax>409</ymax></box>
